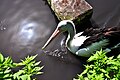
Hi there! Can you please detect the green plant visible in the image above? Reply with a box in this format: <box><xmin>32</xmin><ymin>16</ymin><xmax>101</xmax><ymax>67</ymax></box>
<box><xmin>74</xmin><ymin>49</ymin><xmax>120</xmax><ymax>80</ymax></box>
<box><xmin>0</xmin><ymin>53</ymin><xmax>43</xmax><ymax>80</ymax></box>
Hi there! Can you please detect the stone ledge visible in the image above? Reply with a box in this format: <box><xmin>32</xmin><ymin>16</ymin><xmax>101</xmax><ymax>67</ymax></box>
<box><xmin>47</xmin><ymin>0</ymin><xmax>93</xmax><ymax>22</ymax></box>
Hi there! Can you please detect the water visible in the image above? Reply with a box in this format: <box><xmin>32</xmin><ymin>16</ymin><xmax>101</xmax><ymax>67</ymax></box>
<box><xmin>87</xmin><ymin>0</ymin><xmax>120</xmax><ymax>28</ymax></box>
<box><xmin>0</xmin><ymin>0</ymin><xmax>120</xmax><ymax>80</ymax></box>
<box><xmin>0</xmin><ymin>20</ymin><xmax>7</xmax><ymax>30</ymax></box>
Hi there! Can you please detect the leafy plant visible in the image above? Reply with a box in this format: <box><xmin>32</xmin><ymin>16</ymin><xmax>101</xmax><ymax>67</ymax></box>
<box><xmin>74</xmin><ymin>49</ymin><xmax>120</xmax><ymax>80</ymax></box>
<box><xmin>0</xmin><ymin>53</ymin><xmax>43</xmax><ymax>80</ymax></box>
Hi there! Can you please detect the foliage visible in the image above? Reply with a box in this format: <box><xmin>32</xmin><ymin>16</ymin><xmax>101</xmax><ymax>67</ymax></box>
<box><xmin>0</xmin><ymin>53</ymin><xmax>43</xmax><ymax>80</ymax></box>
<box><xmin>74</xmin><ymin>49</ymin><xmax>120</xmax><ymax>80</ymax></box>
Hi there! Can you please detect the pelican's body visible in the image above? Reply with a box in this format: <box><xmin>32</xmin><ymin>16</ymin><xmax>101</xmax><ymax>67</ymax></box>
<box><xmin>42</xmin><ymin>20</ymin><xmax>120</xmax><ymax>57</ymax></box>
<box><xmin>68</xmin><ymin>32</ymin><xmax>89</xmax><ymax>53</ymax></box>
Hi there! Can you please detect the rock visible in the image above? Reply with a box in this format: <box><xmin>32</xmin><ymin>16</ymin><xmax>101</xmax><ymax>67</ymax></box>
<box><xmin>47</xmin><ymin>0</ymin><xmax>93</xmax><ymax>23</ymax></box>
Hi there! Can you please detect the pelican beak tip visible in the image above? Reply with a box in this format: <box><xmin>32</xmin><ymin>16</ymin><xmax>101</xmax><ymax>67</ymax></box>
<box><xmin>41</xmin><ymin>47</ymin><xmax>45</xmax><ymax>50</ymax></box>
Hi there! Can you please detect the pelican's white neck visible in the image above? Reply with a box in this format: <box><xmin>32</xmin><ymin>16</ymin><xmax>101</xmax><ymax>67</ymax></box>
<box><xmin>65</xmin><ymin>22</ymin><xmax>76</xmax><ymax>52</ymax></box>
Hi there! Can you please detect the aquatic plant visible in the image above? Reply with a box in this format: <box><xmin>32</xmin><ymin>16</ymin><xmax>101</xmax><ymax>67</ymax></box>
<box><xmin>0</xmin><ymin>53</ymin><xmax>43</xmax><ymax>80</ymax></box>
<box><xmin>74</xmin><ymin>49</ymin><xmax>120</xmax><ymax>80</ymax></box>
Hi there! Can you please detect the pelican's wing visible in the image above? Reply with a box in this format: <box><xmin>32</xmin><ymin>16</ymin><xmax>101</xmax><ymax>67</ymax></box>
<box><xmin>69</xmin><ymin>35</ymin><xmax>89</xmax><ymax>53</ymax></box>
<box><xmin>75</xmin><ymin>39</ymin><xmax>109</xmax><ymax>57</ymax></box>
<box><xmin>74</xmin><ymin>32</ymin><xmax>83</xmax><ymax>38</ymax></box>
<box><xmin>72</xmin><ymin>35</ymin><xmax>89</xmax><ymax>47</ymax></box>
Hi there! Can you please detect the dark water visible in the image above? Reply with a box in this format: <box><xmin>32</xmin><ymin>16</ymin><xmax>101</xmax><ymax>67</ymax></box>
<box><xmin>0</xmin><ymin>0</ymin><xmax>120</xmax><ymax>80</ymax></box>
<box><xmin>88</xmin><ymin>0</ymin><xmax>120</xmax><ymax>28</ymax></box>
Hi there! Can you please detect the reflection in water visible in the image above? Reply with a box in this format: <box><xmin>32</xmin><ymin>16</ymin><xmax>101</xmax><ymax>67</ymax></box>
<box><xmin>10</xmin><ymin>19</ymin><xmax>51</xmax><ymax>52</ymax></box>
<box><xmin>19</xmin><ymin>22</ymin><xmax>34</xmax><ymax>43</ymax></box>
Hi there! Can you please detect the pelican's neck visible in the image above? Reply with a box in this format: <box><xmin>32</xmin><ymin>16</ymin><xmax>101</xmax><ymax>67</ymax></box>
<box><xmin>66</xmin><ymin>24</ymin><xmax>76</xmax><ymax>51</ymax></box>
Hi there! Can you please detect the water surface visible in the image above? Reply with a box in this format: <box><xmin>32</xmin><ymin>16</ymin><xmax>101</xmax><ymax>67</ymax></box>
<box><xmin>0</xmin><ymin>0</ymin><xmax>120</xmax><ymax>80</ymax></box>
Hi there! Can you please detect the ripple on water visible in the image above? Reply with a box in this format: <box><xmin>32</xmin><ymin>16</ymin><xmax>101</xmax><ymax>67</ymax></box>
<box><xmin>0</xmin><ymin>26</ymin><xmax>6</xmax><ymax>30</ymax></box>
<box><xmin>43</xmin><ymin>49</ymin><xmax>68</xmax><ymax>59</ymax></box>
<box><xmin>0</xmin><ymin>20</ymin><xmax>7</xmax><ymax>31</ymax></box>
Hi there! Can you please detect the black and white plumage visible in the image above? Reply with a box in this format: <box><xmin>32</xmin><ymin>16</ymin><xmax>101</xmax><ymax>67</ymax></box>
<box><xmin>42</xmin><ymin>20</ymin><xmax>120</xmax><ymax>57</ymax></box>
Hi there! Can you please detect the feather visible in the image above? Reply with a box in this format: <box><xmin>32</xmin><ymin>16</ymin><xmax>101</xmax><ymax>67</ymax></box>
<box><xmin>75</xmin><ymin>39</ymin><xmax>109</xmax><ymax>57</ymax></box>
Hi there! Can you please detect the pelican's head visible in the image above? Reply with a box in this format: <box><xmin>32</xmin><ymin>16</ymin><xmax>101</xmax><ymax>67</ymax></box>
<box><xmin>57</xmin><ymin>20</ymin><xmax>75</xmax><ymax>32</ymax></box>
<box><xmin>42</xmin><ymin>20</ymin><xmax>75</xmax><ymax>49</ymax></box>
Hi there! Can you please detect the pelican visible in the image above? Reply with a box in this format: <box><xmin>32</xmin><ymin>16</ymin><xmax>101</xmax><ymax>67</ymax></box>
<box><xmin>42</xmin><ymin>20</ymin><xmax>120</xmax><ymax>57</ymax></box>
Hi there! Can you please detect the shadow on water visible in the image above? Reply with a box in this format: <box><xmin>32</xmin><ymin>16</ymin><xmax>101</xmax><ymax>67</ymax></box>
<box><xmin>0</xmin><ymin>0</ymin><xmax>120</xmax><ymax>80</ymax></box>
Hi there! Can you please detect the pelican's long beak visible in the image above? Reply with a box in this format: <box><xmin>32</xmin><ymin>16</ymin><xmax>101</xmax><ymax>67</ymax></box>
<box><xmin>42</xmin><ymin>28</ymin><xmax>60</xmax><ymax>50</ymax></box>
